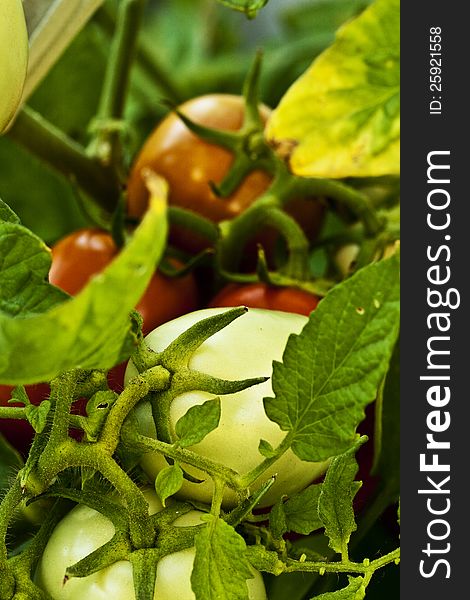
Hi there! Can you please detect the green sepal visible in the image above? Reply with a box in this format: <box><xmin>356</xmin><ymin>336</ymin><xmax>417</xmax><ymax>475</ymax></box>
<box><xmin>159</xmin><ymin>307</ymin><xmax>248</xmax><ymax>370</ymax></box>
<box><xmin>66</xmin><ymin>532</ymin><xmax>131</xmax><ymax>579</ymax></box>
<box><xmin>175</xmin><ymin>369</ymin><xmax>268</xmax><ymax>397</ymax></box>
<box><xmin>225</xmin><ymin>476</ymin><xmax>276</xmax><ymax>527</ymax></box>
<box><xmin>129</xmin><ymin>548</ymin><xmax>161</xmax><ymax>600</ymax></box>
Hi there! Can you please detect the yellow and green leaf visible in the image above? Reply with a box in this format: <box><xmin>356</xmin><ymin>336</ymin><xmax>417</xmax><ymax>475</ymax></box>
<box><xmin>267</xmin><ymin>0</ymin><xmax>400</xmax><ymax>179</ymax></box>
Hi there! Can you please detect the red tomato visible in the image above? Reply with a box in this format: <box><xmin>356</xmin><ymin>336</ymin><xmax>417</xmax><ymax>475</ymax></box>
<box><xmin>126</xmin><ymin>94</ymin><xmax>324</xmax><ymax>258</ymax></box>
<box><xmin>48</xmin><ymin>228</ymin><xmax>199</xmax><ymax>335</ymax></box>
<box><xmin>0</xmin><ymin>383</ymin><xmax>50</xmax><ymax>456</ymax></box>
<box><xmin>209</xmin><ymin>282</ymin><xmax>320</xmax><ymax>316</ymax></box>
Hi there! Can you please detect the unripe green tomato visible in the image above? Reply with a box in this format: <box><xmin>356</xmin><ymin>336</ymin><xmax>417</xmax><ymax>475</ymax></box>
<box><xmin>0</xmin><ymin>0</ymin><xmax>28</xmax><ymax>132</ymax></box>
<box><xmin>126</xmin><ymin>308</ymin><xmax>330</xmax><ymax>508</ymax></box>
<box><xmin>35</xmin><ymin>491</ymin><xmax>267</xmax><ymax>599</ymax></box>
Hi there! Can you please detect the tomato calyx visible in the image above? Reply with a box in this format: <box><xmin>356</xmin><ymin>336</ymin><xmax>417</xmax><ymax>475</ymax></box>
<box><xmin>166</xmin><ymin>53</ymin><xmax>273</xmax><ymax>202</ymax></box>
<box><xmin>127</xmin><ymin>307</ymin><xmax>268</xmax><ymax>450</ymax></box>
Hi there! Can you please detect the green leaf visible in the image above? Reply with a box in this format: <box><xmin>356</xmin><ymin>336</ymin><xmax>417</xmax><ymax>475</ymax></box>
<box><xmin>318</xmin><ymin>440</ymin><xmax>364</xmax><ymax>555</ymax></box>
<box><xmin>0</xmin><ymin>199</ymin><xmax>20</xmax><ymax>224</ymax></box>
<box><xmin>0</xmin><ymin>221</ymin><xmax>69</xmax><ymax>318</ymax></box>
<box><xmin>313</xmin><ymin>576</ymin><xmax>366</xmax><ymax>599</ymax></box>
<box><xmin>192</xmin><ymin>515</ymin><xmax>254</xmax><ymax>600</ymax></box>
<box><xmin>0</xmin><ymin>24</ymin><xmax>107</xmax><ymax>244</ymax></box>
<box><xmin>258</xmin><ymin>438</ymin><xmax>277</xmax><ymax>458</ymax></box>
<box><xmin>0</xmin><ymin>139</ymin><xmax>87</xmax><ymax>244</ymax></box>
<box><xmin>264</xmin><ymin>252</ymin><xmax>400</xmax><ymax>462</ymax></box>
<box><xmin>25</xmin><ymin>400</ymin><xmax>51</xmax><ymax>433</ymax></box>
<box><xmin>155</xmin><ymin>463</ymin><xmax>184</xmax><ymax>507</ymax></box>
<box><xmin>282</xmin><ymin>1</ymin><xmax>372</xmax><ymax>37</ymax></box>
<box><xmin>270</xmin><ymin>484</ymin><xmax>323</xmax><ymax>538</ymax></box>
<box><xmin>175</xmin><ymin>398</ymin><xmax>221</xmax><ymax>448</ymax></box>
<box><xmin>215</xmin><ymin>0</ymin><xmax>269</xmax><ymax>19</ymax></box>
<box><xmin>0</xmin><ymin>193</ymin><xmax>167</xmax><ymax>385</ymax></box>
<box><xmin>267</xmin><ymin>0</ymin><xmax>399</xmax><ymax>178</ymax></box>
<box><xmin>269</xmin><ymin>500</ymin><xmax>288</xmax><ymax>540</ymax></box>
<box><xmin>9</xmin><ymin>385</ymin><xmax>30</xmax><ymax>405</ymax></box>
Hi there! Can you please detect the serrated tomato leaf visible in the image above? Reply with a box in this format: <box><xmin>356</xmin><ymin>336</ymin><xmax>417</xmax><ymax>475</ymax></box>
<box><xmin>25</xmin><ymin>400</ymin><xmax>51</xmax><ymax>433</ymax></box>
<box><xmin>313</xmin><ymin>576</ymin><xmax>366</xmax><ymax>599</ymax></box>
<box><xmin>267</xmin><ymin>0</ymin><xmax>399</xmax><ymax>178</ymax></box>
<box><xmin>270</xmin><ymin>483</ymin><xmax>323</xmax><ymax>538</ymax></box>
<box><xmin>264</xmin><ymin>252</ymin><xmax>399</xmax><ymax>462</ymax></box>
<box><xmin>318</xmin><ymin>440</ymin><xmax>364</xmax><ymax>555</ymax></box>
<box><xmin>0</xmin><ymin>221</ymin><xmax>69</xmax><ymax>317</ymax></box>
<box><xmin>192</xmin><ymin>515</ymin><xmax>254</xmax><ymax>600</ymax></box>
<box><xmin>0</xmin><ymin>194</ymin><xmax>167</xmax><ymax>385</ymax></box>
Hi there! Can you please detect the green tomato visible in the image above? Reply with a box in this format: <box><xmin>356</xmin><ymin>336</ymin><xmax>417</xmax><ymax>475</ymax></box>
<box><xmin>0</xmin><ymin>0</ymin><xmax>28</xmax><ymax>132</ymax></box>
<box><xmin>35</xmin><ymin>491</ymin><xmax>267</xmax><ymax>599</ymax></box>
<box><xmin>126</xmin><ymin>308</ymin><xmax>330</xmax><ymax>508</ymax></box>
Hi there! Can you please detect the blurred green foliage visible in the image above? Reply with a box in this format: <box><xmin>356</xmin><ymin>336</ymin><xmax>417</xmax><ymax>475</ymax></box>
<box><xmin>0</xmin><ymin>0</ymin><xmax>371</xmax><ymax>245</ymax></box>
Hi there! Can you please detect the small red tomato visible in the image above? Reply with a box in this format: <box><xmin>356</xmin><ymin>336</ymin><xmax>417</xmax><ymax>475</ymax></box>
<box><xmin>48</xmin><ymin>228</ymin><xmax>199</xmax><ymax>335</ymax></box>
<box><xmin>209</xmin><ymin>282</ymin><xmax>320</xmax><ymax>316</ymax></box>
<box><xmin>126</xmin><ymin>94</ymin><xmax>325</xmax><ymax>258</ymax></box>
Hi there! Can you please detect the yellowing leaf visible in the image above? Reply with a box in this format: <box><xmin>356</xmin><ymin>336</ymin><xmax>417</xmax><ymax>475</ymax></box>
<box><xmin>266</xmin><ymin>0</ymin><xmax>399</xmax><ymax>179</ymax></box>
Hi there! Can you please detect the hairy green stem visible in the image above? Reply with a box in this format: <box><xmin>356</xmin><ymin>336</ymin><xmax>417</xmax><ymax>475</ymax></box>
<box><xmin>6</xmin><ymin>107</ymin><xmax>120</xmax><ymax>212</ymax></box>
<box><xmin>284</xmin><ymin>547</ymin><xmax>400</xmax><ymax>575</ymax></box>
<box><xmin>0</xmin><ymin>406</ymin><xmax>26</xmax><ymax>420</ymax></box>
<box><xmin>46</xmin><ymin>373</ymin><xmax>77</xmax><ymax>451</ymax></box>
<box><xmin>95</xmin><ymin>4</ymin><xmax>184</xmax><ymax>102</ymax></box>
<box><xmin>127</xmin><ymin>433</ymin><xmax>241</xmax><ymax>491</ymax></box>
<box><xmin>210</xmin><ymin>477</ymin><xmax>226</xmax><ymax>517</ymax></box>
<box><xmin>31</xmin><ymin>441</ymin><xmax>153</xmax><ymax>548</ymax></box>
<box><xmin>99</xmin><ymin>368</ymin><xmax>169</xmax><ymax>454</ymax></box>
<box><xmin>0</xmin><ymin>479</ymin><xmax>23</xmax><ymax>561</ymax></box>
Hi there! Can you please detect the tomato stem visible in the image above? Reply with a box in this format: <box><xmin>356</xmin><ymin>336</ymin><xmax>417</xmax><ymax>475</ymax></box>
<box><xmin>88</xmin><ymin>0</ymin><xmax>146</xmax><ymax>172</ymax></box>
<box><xmin>236</xmin><ymin>433</ymin><xmax>294</xmax><ymax>490</ymax></box>
<box><xmin>127</xmin><ymin>433</ymin><xmax>242</xmax><ymax>491</ymax></box>
<box><xmin>98</xmin><ymin>369</ymin><xmax>170</xmax><ymax>454</ymax></box>
<box><xmin>283</xmin><ymin>546</ymin><xmax>400</xmax><ymax>576</ymax></box>
<box><xmin>95</xmin><ymin>3</ymin><xmax>185</xmax><ymax>103</ymax></box>
<box><xmin>6</xmin><ymin>107</ymin><xmax>121</xmax><ymax>212</ymax></box>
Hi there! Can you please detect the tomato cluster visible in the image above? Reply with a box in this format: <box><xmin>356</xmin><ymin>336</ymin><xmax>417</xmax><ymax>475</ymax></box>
<box><xmin>48</xmin><ymin>228</ymin><xmax>199</xmax><ymax>336</ymax></box>
<box><xmin>127</xmin><ymin>94</ymin><xmax>324</xmax><ymax>261</ymax></box>
<box><xmin>36</xmin><ymin>490</ymin><xmax>267</xmax><ymax>599</ymax></box>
